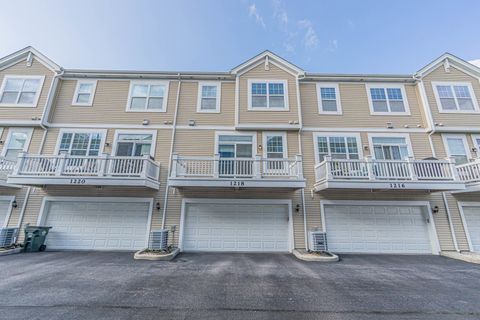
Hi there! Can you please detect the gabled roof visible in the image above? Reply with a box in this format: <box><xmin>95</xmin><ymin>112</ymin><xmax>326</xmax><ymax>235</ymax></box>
<box><xmin>230</xmin><ymin>50</ymin><xmax>305</xmax><ymax>76</ymax></box>
<box><xmin>415</xmin><ymin>52</ymin><xmax>480</xmax><ymax>79</ymax></box>
<box><xmin>0</xmin><ymin>46</ymin><xmax>62</xmax><ymax>72</ymax></box>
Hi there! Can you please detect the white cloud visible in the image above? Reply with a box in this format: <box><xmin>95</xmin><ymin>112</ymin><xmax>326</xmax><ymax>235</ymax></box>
<box><xmin>272</xmin><ymin>0</ymin><xmax>288</xmax><ymax>29</ymax></box>
<box><xmin>248</xmin><ymin>3</ymin><xmax>266</xmax><ymax>28</ymax></box>
<box><xmin>298</xmin><ymin>19</ymin><xmax>319</xmax><ymax>49</ymax></box>
<box><xmin>328</xmin><ymin>39</ymin><xmax>338</xmax><ymax>52</ymax></box>
<box><xmin>469</xmin><ymin>59</ymin><xmax>480</xmax><ymax>68</ymax></box>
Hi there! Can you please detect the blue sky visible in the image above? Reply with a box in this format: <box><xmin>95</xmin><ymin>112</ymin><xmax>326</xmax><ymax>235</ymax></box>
<box><xmin>1</xmin><ymin>0</ymin><xmax>479</xmax><ymax>74</ymax></box>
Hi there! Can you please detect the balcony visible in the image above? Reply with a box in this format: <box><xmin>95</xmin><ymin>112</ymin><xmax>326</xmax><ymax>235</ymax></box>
<box><xmin>0</xmin><ymin>157</ymin><xmax>20</xmax><ymax>188</ymax></box>
<box><xmin>314</xmin><ymin>156</ymin><xmax>464</xmax><ymax>192</ymax></box>
<box><xmin>455</xmin><ymin>160</ymin><xmax>480</xmax><ymax>193</ymax></box>
<box><xmin>169</xmin><ymin>154</ymin><xmax>305</xmax><ymax>188</ymax></box>
<box><xmin>7</xmin><ymin>153</ymin><xmax>161</xmax><ymax>189</ymax></box>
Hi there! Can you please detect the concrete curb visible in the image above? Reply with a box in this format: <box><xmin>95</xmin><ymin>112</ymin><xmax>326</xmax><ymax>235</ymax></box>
<box><xmin>441</xmin><ymin>251</ymin><xmax>480</xmax><ymax>265</ymax></box>
<box><xmin>0</xmin><ymin>247</ymin><xmax>22</xmax><ymax>257</ymax></box>
<box><xmin>293</xmin><ymin>249</ymin><xmax>339</xmax><ymax>262</ymax></box>
<box><xmin>134</xmin><ymin>248</ymin><xmax>180</xmax><ymax>261</ymax></box>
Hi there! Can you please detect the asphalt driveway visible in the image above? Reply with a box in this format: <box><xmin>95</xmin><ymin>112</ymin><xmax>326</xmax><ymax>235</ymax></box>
<box><xmin>0</xmin><ymin>252</ymin><xmax>479</xmax><ymax>320</ymax></box>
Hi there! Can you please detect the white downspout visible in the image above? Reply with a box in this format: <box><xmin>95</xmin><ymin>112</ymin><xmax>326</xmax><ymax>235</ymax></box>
<box><xmin>296</xmin><ymin>74</ymin><xmax>308</xmax><ymax>250</ymax></box>
<box><xmin>161</xmin><ymin>74</ymin><xmax>182</xmax><ymax>229</ymax></box>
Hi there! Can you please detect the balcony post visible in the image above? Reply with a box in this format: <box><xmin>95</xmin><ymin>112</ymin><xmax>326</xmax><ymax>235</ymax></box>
<box><xmin>213</xmin><ymin>154</ymin><xmax>220</xmax><ymax>178</ymax></box>
<box><xmin>141</xmin><ymin>155</ymin><xmax>149</xmax><ymax>178</ymax></box>
<box><xmin>365</xmin><ymin>156</ymin><xmax>375</xmax><ymax>180</ymax></box>
<box><xmin>254</xmin><ymin>155</ymin><xmax>262</xmax><ymax>179</ymax></box>
<box><xmin>56</xmin><ymin>153</ymin><xmax>67</xmax><ymax>176</ymax></box>
<box><xmin>407</xmin><ymin>156</ymin><xmax>417</xmax><ymax>181</ymax></box>
<box><xmin>12</xmin><ymin>152</ymin><xmax>26</xmax><ymax>175</ymax></box>
<box><xmin>324</xmin><ymin>155</ymin><xmax>333</xmax><ymax>180</ymax></box>
<box><xmin>98</xmin><ymin>154</ymin><xmax>108</xmax><ymax>177</ymax></box>
<box><xmin>448</xmin><ymin>157</ymin><xmax>459</xmax><ymax>181</ymax></box>
<box><xmin>295</xmin><ymin>154</ymin><xmax>303</xmax><ymax>179</ymax></box>
<box><xmin>170</xmin><ymin>154</ymin><xmax>178</xmax><ymax>178</ymax></box>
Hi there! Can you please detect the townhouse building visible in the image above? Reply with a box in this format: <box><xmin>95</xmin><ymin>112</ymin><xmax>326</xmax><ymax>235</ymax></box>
<box><xmin>1</xmin><ymin>47</ymin><xmax>479</xmax><ymax>254</ymax></box>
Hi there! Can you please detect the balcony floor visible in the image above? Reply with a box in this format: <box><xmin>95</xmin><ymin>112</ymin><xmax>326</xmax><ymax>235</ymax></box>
<box><xmin>313</xmin><ymin>179</ymin><xmax>465</xmax><ymax>192</ymax></box>
<box><xmin>169</xmin><ymin>177</ymin><xmax>306</xmax><ymax>189</ymax></box>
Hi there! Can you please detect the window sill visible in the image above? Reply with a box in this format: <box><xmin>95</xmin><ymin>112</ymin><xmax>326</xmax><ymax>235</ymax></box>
<box><xmin>438</xmin><ymin>110</ymin><xmax>480</xmax><ymax>114</ymax></box>
<box><xmin>0</xmin><ymin>104</ymin><xmax>37</xmax><ymax>108</ymax></box>
<box><xmin>247</xmin><ymin>107</ymin><xmax>290</xmax><ymax>112</ymax></box>
<box><xmin>125</xmin><ymin>109</ymin><xmax>167</xmax><ymax>113</ymax></box>
<box><xmin>369</xmin><ymin>112</ymin><xmax>411</xmax><ymax>116</ymax></box>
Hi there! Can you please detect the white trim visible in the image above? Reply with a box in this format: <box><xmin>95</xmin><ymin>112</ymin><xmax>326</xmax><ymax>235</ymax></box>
<box><xmin>36</xmin><ymin>196</ymin><xmax>153</xmax><ymax>250</ymax></box>
<box><xmin>247</xmin><ymin>79</ymin><xmax>289</xmax><ymax>111</ymax></box>
<box><xmin>179</xmin><ymin>198</ymin><xmax>294</xmax><ymax>252</ymax></box>
<box><xmin>71</xmin><ymin>80</ymin><xmax>97</xmax><ymax>106</ymax></box>
<box><xmin>262</xmin><ymin>131</ymin><xmax>288</xmax><ymax>159</ymax></box>
<box><xmin>0</xmin><ymin>127</ymin><xmax>4</xmax><ymax>140</ymax></box>
<box><xmin>457</xmin><ymin>201</ymin><xmax>480</xmax><ymax>252</ymax></box>
<box><xmin>0</xmin><ymin>127</ymin><xmax>33</xmax><ymax>157</ymax></box>
<box><xmin>0</xmin><ymin>47</ymin><xmax>61</xmax><ymax>72</ymax></box>
<box><xmin>196</xmin><ymin>81</ymin><xmax>221</xmax><ymax>113</ymax></box>
<box><xmin>231</xmin><ymin>51</ymin><xmax>304</xmax><ymax>76</ymax></box>
<box><xmin>0</xmin><ymin>195</ymin><xmax>15</xmax><ymax>228</ymax></box>
<box><xmin>415</xmin><ymin>53</ymin><xmax>480</xmax><ymax>79</ymax></box>
<box><xmin>365</xmin><ymin>83</ymin><xmax>411</xmax><ymax>115</ymax></box>
<box><xmin>214</xmin><ymin>130</ymin><xmax>257</xmax><ymax>155</ymax></box>
<box><xmin>312</xmin><ymin>132</ymin><xmax>363</xmax><ymax>165</ymax></box>
<box><xmin>316</xmin><ymin>82</ymin><xmax>342</xmax><ymax>115</ymax></box>
<box><xmin>0</xmin><ymin>75</ymin><xmax>45</xmax><ymax>108</ymax></box>
<box><xmin>303</xmin><ymin>126</ymin><xmax>427</xmax><ymax>133</ymax></box>
<box><xmin>471</xmin><ymin>134</ymin><xmax>480</xmax><ymax>158</ymax></box>
<box><xmin>431</xmin><ymin>81</ymin><xmax>480</xmax><ymax>114</ymax></box>
<box><xmin>367</xmin><ymin>132</ymin><xmax>415</xmax><ymax>159</ymax></box>
<box><xmin>320</xmin><ymin>200</ymin><xmax>441</xmax><ymax>254</ymax></box>
<box><xmin>125</xmin><ymin>80</ymin><xmax>169</xmax><ymax>113</ymax></box>
<box><xmin>441</xmin><ymin>133</ymin><xmax>471</xmax><ymax>161</ymax></box>
<box><xmin>54</xmin><ymin>128</ymin><xmax>107</xmax><ymax>155</ymax></box>
<box><xmin>111</xmin><ymin>129</ymin><xmax>157</xmax><ymax>158</ymax></box>
<box><xmin>418</xmin><ymin>80</ymin><xmax>436</xmax><ymax>131</ymax></box>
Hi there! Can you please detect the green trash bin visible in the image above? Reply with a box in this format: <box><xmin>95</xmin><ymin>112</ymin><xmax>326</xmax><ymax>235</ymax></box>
<box><xmin>23</xmin><ymin>224</ymin><xmax>52</xmax><ymax>252</ymax></box>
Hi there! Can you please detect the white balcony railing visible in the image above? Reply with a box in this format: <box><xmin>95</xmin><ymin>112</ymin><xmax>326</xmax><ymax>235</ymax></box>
<box><xmin>315</xmin><ymin>156</ymin><xmax>460</xmax><ymax>189</ymax></box>
<box><xmin>8</xmin><ymin>153</ymin><xmax>160</xmax><ymax>188</ymax></box>
<box><xmin>457</xmin><ymin>160</ymin><xmax>480</xmax><ymax>183</ymax></box>
<box><xmin>171</xmin><ymin>154</ymin><xmax>303</xmax><ymax>180</ymax></box>
<box><xmin>0</xmin><ymin>157</ymin><xmax>16</xmax><ymax>182</ymax></box>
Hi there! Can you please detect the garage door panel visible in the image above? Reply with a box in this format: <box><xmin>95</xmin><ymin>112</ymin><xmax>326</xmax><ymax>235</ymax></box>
<box><xmin>183</xmin><ymin>202</ymin><xmax>289</xmax><ymax>252</ymax></box>
<box><xmin>44</xmin><ymin>200</ymin><xmax>149</xmax><ymax>251</ymax></box>
<box><xmin>325</xmin><ymin>204</ymin><xmax>432</xmax><ymax>254</ymax></box>
<box><xmin>462</xmin><ymin>206</ymin><xmax>480</xmax><ymax>252</ymax></box>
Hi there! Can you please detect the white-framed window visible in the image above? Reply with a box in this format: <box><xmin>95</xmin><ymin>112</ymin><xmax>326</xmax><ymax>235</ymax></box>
<box><xmin>0</xmin><ymin>75</ymin><xmax>45</xmax><ymax>107</ymax></box>
<box><xmin>313</xmin><ymin>133</ymin><xmax>361</xmax><ymax>163</ymax></box>
<box><xmin>126</xmin><ymin>81</ymin><xmax>169</xmax><ymax>112</ymax></box>
<box><xmin>1</xmin><ymin>128</ymin><xmax>33</xmax><ymax>160</ymax></box>
<box><xmin>72</xmin><ymin>80</ymin><xmax>97</xmax><ymax>106</ymax></box>
<box><xmin>366</xmin><ymin>84</ymin><xmax>410</xmax><ymax>115</ymax></box>
<box><xmin>248</xmin><ymin>79</ymin><xmax>289</xmax><ymax>110</ymax></box>
<box><xmin>197</xmin><ymin>82</ymin><xmax>221</xmax><ymax>113</ymax></box>
<box><xmin>317</xmin><ymin>83</ymin><xmax>341</xmax><ymax>114</ymax></box>
<box><xmin>443</xmin><ymin>134</ymin><xmax>470</xmax><ymax>165</ymax></box>
<box><xmin>55</xmin><ymin>129</ymin><xmax>106</xmax><ymax>156</ymax></box>
<box><xmin>432</xmin><ymin>82</ymin><xmax>479</xmax><ymax>113</ymax></box>
<box><xmin>263</xmin><ymin>132</ymin><xmax>287</xmax><ymax>159</ymax></box>
<box><xmin>112</xmin><ymin>130</ymin><xmax>156</xmax><ymax>158</ymax></box>
<box><xmin>368</xmin><ymin>134</ymin><xmax>413</xmax><ymax>160</ymax></box>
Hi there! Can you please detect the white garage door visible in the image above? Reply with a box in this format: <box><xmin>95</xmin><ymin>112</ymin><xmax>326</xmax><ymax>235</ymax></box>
<box><xmin>44</xmin><ymin>200</ymin><xmax>150</xmax><ymax>251</ymax></box>
<box><xmin>0</xmin><ymin>200</ymin><xmax>11</xmax><ymax>227</ymax></box>
<box><xmin>183</xmin><ymin>202</ymin><xmax>289</xmax><ymax>252</ymax></box>
<box><xmin>462</xmin><ymin>206</ymin><xmax>480</xmax><ymax>252</ymax></box>
<box><xmin>324</xmin><ymin>204</ymin><xmax>433</xmax><ymax>254</ymax></box>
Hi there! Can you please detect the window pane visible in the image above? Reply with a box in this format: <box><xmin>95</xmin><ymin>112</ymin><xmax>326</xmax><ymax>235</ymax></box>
<box><xmin>453</xmin><ymin>86</ymin><xmax>471</xmax><ymax>98</ymax></box>
<box><xmin>236</xmin><ymin>144</ymin><xmax>252</xmax><ymax>158</ymax></box>
<box><xmin>130</xmin><ymin>97</ymin><xmax>146</xmax><ymax>109</ymax></box>
<box><xmin>132</xmin><ymin>84</ymin><xmax>148</xmax><ymax>97</ymax></box>
<box><xmin>149</xmin><ymin>85</ymin><xmax>165</xmax><ymax>97</ymax></box>
<box><xmin>59</xmin><ymin>133</ymin><xmax>73</xmax><ymax>152</ymax></box>
<box><xmin>372</xmin><ymin>137</ymin><xmax>406</xmax><ymax>144</ymax></box>
<box><xmin>389</xmin><ymin>100</ymin><xmax>405</xmax><ymax>112</ymax></box>
<box><xmin>320</xmin><ymin>87</ymin><xmax>336</xmax><ymax>100</ymax></box>
<box><xmin>78</xmin><ymin>83</ymin><xmax>93</xmax><ymax>94</ymax></box>
<box><xmin>76</xmin><ymin>93</ymin><xmax>91</xmax><ymax>104</ymax></box>
<box><xmin>134</xmin><ymin>143</ymin><xmax>151</xmax><ymax>156</ymax></box>
<box><xmin>5</xmin><ymin>149</ymin><xmax>22</xmax><ymax>161</ymax></box>
<box><xmin>440</xmin><ymin>98</ymin><xmax>457</xmax><ymax>110</ymax></box>
<box><xmin>0</xmin><ymin>92</ymin><xmax>18</xmax><ymax>104</ymax></box>
<box><xmin>437</xmin><ymin>85</ymin><xmax>454</xmax><ymax>98</ymax></box>
<box><xmin>269</xmin><ymin>96</ymin><xmax>285</xmax><ymax>108</ymax></box>
<box><xmin>116</xmin><ymin>142</ymin><xmax>133</xmax><ymax>156</ymax></box>
<box><xmin>252</xmin><ymin>83</ymin><xmax>267</xmax><ymax>95</ymax></box>
<box><xmin>386</xmin><ymin>88</ymin><xmax>402</xmax><ymax>100</ymax></box>
<box><xmin>201</xmin><ymin>85</ymin><xmax>217</xmax><ymax>98</ymax></box>
<box><xmin>372</xmin><ymin>100</ymin><xmax>388</xmax><ymax>112</ymax></box>
<box><xmin>267</xmin><ymin>136</ymin><xmax>283</xmax><ymax>153</ymax></box>
<box><xmin>147</xmin><ymin>97</ymin><xmax>163</xmax><ymax>109</ymax></box>
<box><xmin>118</xmin><ymin>134</ymin><xmax>152</xmax><ymax>142</ymax></box>
<box><xmin>88</xmin><ymin>134</ymin><xmax>102</xmax><ymax>156</ymax></box>
<box><xmin>346</xmin><ymin>137</ymin><xmax>358</xmax><ymax>155</ymax></box>
<box><xmin>370</xmin><ymin>88</ymin><xmax>386</xmax><ymax>100</ymax></box>
<box><xmin>268</xmin><ymin>83</ymin><xmax>284</xmax><ymax>95</ymax></box>
<box><xmin>5</xmin><ymin>79</ymin><xmax>22</xmax><ymax>91</ymax></box>
<box><xmin>321</xmin><ymin>99</ymin><xmax>337</xmax><ymax>112</ymax></box>
<box><xmin>458</xmin><ymin>98</ymin><xmax>474</xmax><ymax>111</ymax></box>
<box><xmin>71</xmin><ymin>133</ymin><xmax>90</xmax><ymax>152</ymax></box>
<box><xmin>22</xmin><ymin>79</ymin><xmax>40</xmax><ymax>92</ymax></box>
<box><xmin>7</xmin><ymin>132</ymin><xmax>28</xmax><ymax>149</ymax></box>
<box><xmin>252</xmin><ymin>96</ymin><xmax>267</xmax><ymax>108</ymax></box>
<box><xmin>18</xmin><ymin>92</ymin><xmax>35</xmax><ymax>104</ymax></box>
<box><xmin>329</xmin><ymin>137</ymin><xmax>347</xmax><ymax>154</ymax></box>
<box><xmin>219</xmin><ymin>135</ymin><xmax>252</xmax><ymax>142</ymax></box>
<box><xmin>453</xmin><ymin>155</ymin><xmax>468</xmax><ymax>165</ymax></box>
<box><xmin>447</xmin><ymin>138</ymin><xmax>467</xmax><ymax>155</ymax></box>
<box><xmin>201</xmin><ymin>97</ymin><xmax>216</xmax><ymax>110</ymax></box>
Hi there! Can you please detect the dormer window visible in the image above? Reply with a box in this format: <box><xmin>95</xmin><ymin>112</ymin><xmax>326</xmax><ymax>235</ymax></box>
<box><xmin>0</xmin><ymin>75</ymin><xmax>45</xmax><ymax>107</ymax></box>
<box><xmin>248</xmin><ymin>80</ymin><xmax>288</xmax><ymax>110</ymax></box>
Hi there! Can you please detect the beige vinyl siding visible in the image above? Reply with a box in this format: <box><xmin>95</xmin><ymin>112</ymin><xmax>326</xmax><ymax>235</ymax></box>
<box><xmin>301</xmin><ymin>82</ymin><xmax>425</xmax><ymax>129</ymax></box>
<box><xmin>0</xmin><ymin>58</ymin><xmax>54</xmax><ymax>121</ymax></box>
<box><xmin>423</xmin><ymin>65</ymin><xmax>480</xmax><ymax>127</ymax></box>
<box><xmin>1</xmin><ymin>187</ymin><xmax>29</xmax><ymax>229</ymax></box>
<box><xmin>176</xmin><ymin>82</ymin><xmax>235</xmax><ymax>127</ymax></box>
<box><xmin>238</xmin><ymin>62</ymin><xmax>299</xmax><ymax>125</ymax></box>
<box><xmin>50</xmin><ymin>80</ymin><xmax>179</xmax><ymax>124</ymax></box>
